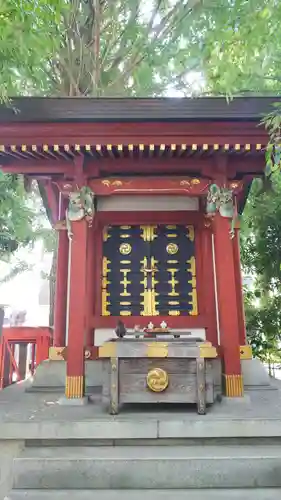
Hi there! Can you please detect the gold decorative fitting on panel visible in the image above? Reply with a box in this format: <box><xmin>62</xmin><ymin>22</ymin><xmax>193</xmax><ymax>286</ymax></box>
<box><xmin>49</xmin><ymin>346</ymin><xmax>66</xmax><ymax>361</ymax></box>
<box><xmin>213</xmin><ymin>144</ymin><xmax>219</xmax><ymax>150</ymax></box>
<box><xmin>199</xmin><ymin>342</ymin><xmax>218</xmax><ymax>359</ymax></box>
<box><xmin>245</xmin><ymin>144</ymin><xmax>251</xmax><ymax>151</ymax></box>
<box><xmin>147</xmin><ymin>368</ymin><xmax>169</xmax><ymax>392</ymax></box>
<box><xmin>166</xmin><ymin>243</ymin><xmax>179</xmax><ymax>255</ymax></box>
<box><xmin>119</xmin><ymin>243</ymin><xmax>132</xmax><ymax>255</ymax></box>
<box><xmin>240</xmin><ymin>345</ymin><xmax>252</xmax><ymax>360</ymax></box>
<box><xmin>191</xmin><ymin>178</ymin><xmax>200</xmax><ymax>184</ymax></box>
<box><xmin>256</xmin><ymin>144</ymin><xmax>262</xmax><ymax>150</ymax></box>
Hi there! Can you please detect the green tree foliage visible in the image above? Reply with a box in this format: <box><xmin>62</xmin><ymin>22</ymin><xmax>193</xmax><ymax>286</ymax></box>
<box><xmin>0</xmin><ymin>172</ymin><xmax>34</xmax><ymax>256</ymax></box>
<box><xmin>189</xmin><ymin>0</ymin><xmax>281</xmax><ymax>95</ymax></box>
<box><xmin>0</xmin><ymin>0</ymin><xmax>204</xmax><ymax>99</ymax></box>
<box><xmin>0</xmin><ymin>0</ymin><xmax>206</xmax><ymax>320</ymax></box>
<box><xmin>241</xmin><ymin>177</ymin><xmax>281</xmax><ymax>361</ymax></box>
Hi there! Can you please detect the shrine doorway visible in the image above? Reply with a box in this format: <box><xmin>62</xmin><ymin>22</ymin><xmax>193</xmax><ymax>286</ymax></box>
<box><xmin>101</xmin><ymin>224</ymin><xmax>198</xmax><ymax>317</ymax></box>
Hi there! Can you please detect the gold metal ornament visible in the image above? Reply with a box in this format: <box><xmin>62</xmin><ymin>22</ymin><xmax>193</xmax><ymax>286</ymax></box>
<box><xmin>119</xmin><ymin>243</ymin><xmax>132</xmax><ymax>255</ymax></box>
<box><xmin>166</xmin><ymin>243</ymin><xmax>178</xmax><ymax>255</ymax></box>
<box><xmin>147</xmin><ymin>368</ymin><xmax>169</xmax><ymax>392</ymax></box>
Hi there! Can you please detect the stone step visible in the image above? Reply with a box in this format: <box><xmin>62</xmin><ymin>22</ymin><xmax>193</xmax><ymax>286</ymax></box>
<box><xmin>6</xmin><ymin>490</ymin><xmax>281</xmax><ymax>500</ymax></box>
<box><xmin>13</xmin><ymin>445</ymin><xmax>281</xmax><ymax>489</ymax></box>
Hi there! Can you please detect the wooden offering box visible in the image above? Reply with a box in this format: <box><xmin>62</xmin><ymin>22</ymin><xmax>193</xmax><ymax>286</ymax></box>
<box><xmin>99</xmin><ymin>338</ymin><xmax>218</xmax><ymax>415</ymax></box>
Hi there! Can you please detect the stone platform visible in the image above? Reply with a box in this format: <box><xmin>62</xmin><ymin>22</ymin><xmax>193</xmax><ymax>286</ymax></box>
<box><xmin>1</xmin><ymin>378</ymin><xmax>281</xmax><ymax>499</ymax></box>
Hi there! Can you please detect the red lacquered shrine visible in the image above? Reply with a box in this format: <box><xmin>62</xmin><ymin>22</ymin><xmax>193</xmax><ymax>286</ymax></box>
<box><xmin>0</xmin><ymin>96</ymin><xmax>273</xmax><ymax>400</ymax></box>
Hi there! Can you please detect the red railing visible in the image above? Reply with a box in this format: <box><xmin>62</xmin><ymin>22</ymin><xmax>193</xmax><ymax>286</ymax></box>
<box><xmin>0</xmin><ymin>327</ymin><xmax>52</xmax><ymax>389</ymax></box>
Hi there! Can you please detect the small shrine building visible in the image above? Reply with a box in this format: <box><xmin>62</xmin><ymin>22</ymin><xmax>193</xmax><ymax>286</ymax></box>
<box><xmin>0</xmin><ymin>96</ymin><xmax>274</xmax><ymax>401</ymax></box>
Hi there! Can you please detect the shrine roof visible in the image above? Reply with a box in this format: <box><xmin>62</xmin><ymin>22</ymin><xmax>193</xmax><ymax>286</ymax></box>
<box><xmin>0</xmin><ymin>96</ymin><xmax>280</xmax><ymax>123</ymax></box>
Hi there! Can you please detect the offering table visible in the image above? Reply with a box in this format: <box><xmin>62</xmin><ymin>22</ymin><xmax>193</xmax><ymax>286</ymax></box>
<box><xmin>99</xmin><ymin>337</ymin><xmax>218</xmax><ymax>415</ymax></box>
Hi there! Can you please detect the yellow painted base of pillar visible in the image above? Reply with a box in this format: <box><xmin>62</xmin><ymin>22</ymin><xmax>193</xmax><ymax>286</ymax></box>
<box><xmin>65</xmin><ymin>375</ymin><xmax>84</xmax><ymax>399</ymax></box>
<box><xmin>224</xmin><ymin>374</ymin><xmax>244</xmax><ymax>397</ymax></box>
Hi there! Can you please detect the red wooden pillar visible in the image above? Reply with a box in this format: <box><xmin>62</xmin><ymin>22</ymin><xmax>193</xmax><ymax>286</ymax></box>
<box><xmin>201</xmin><ymin>222</ymin><xmax>217</xmax><ymax>345</ymax></box>
<box><xmin>213</xmin><ymin>214</ymin><xmax>243</xmax><ymax>397</ymax></box>
<box><xmin>233</xmin><ymin>226</ymin><xmax>247</xmax><ymax>345</ymax></box>
<box><xmin>65</xmin><ymin>219</ymin><xmax>88</xmax><ymax>399</ymax></box>
<box><xmin>85</xmin><ymin>224</ymin><xmax>94</xmax><ymax>348</ymax></box>
<box><xmin>53</xmin><ymin>229</ymin><xmax>69</xmax><ymax>347</ymax></box>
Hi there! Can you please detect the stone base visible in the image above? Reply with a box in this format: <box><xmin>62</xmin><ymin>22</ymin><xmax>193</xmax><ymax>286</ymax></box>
<box><xmin>242</xmin><ymin>358</ymin><xmax>275</xmax><ymax>390</ymax></box>
<box><xmin>58</xmin><ymin>396</ymin><xmax>89</xmax><ymax>406</ymax></box>
<box><xmin>28</xmin><ymin>357</ymin><xmax>274</xmax><ymax>395</ymax></box>
<box><xmin>28</xmin><ymin>359</ymin><xmax>102</xmax><ymax>393</ymax></box>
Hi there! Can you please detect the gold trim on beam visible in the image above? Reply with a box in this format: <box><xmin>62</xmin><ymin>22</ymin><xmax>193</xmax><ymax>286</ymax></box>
<box><xmin>147</xmin><ymin>343</ymin><xmax>168</xmax><ymax>358</ymax></box>
<box><xmin>192</xmin><ymin>144</ymin><xmax>198</xmax><ymax>151</ymax></box>
<box><xmin>234</xmin><ymin>144</ymin><xmax>241</xmax><ymax>150</ymax></box>
<box><xmin>85</xmin><ymin>145</ymin><xmax>94</xmax><ymax>156</ymax></box>
<box><xmin>224</xmin><ymin>144</ymin><xmax>230</xmax><ymax>150</ymax></box>
<box><xmin>99</xmin><ymin>342</ymin><xmax>117</xmax><ymax>358</ymax></box>
<box><xmin>96</xmin><ymin>145</ymin><xmax>103</xmax><ymax>157</ymax></box>
<box><xmin>199</xmin><ymin>343</ymin><xmax>217</xmax><ymax>359</ymax></box>
<box><xmin>213</xmin><ymin>144</ymin><xmax>219</xmax><ymax>150</ymax></box>
<box><xmin>240</xmin><ymin>345</ymin><xmax>252</xmax><ymax>360</ymax></box>
<box><xmin>49</xmin><ymin>347</ymin><xmax>66</xmax><ymax>361</ymax></box>
<box><xmin>245</xmin><ymin>144</ymin><xmax>251</xmax><ymax>151</ymax></box>
<box><xmin>256</xmin><ymin>144</ymin><xmax>262</xmax><ymax>150</ymax></box>
<box><xmin>202</xmin><ymin>144</ymin><xmax>208</xmax><ymax>151</ymax></box>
